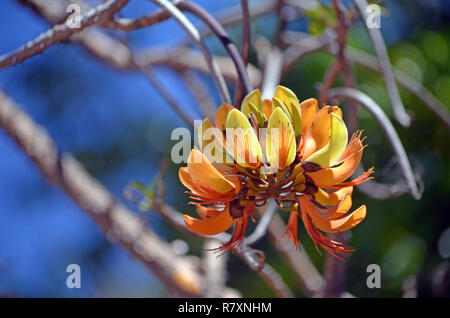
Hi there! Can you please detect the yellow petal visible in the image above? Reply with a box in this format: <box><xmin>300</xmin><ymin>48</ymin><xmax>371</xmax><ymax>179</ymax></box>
<box><xmin>215</xmin><ymin>103</ymin><xmax>234</xmax><ymax>130</ymax></box>
<box><xmin>187</xmin><ymin>149</ymin><xmax>236</xmax><ymax>193</ymax></box>
<box><xmin>300</xmin><ymin>98</ymin><xmax>318</xmax><ymax>133</ymax></box>
<box><xmin>272</xmin><ymin>97</ymin><xmax>291</xmax><ymax>121</ymax></box>
<box><xmin>273</xmin><ymin>86</ymin><xmax>302</xmax><ymax>136</ymax></box>
<box><xmin>184</xmin><ymin>210</ymin><xmax>234</xmax><ymax>235</ymax></box>
<box><xmin>266</xmin><ymin>107</ymin><xmax>296</xmax><ymax>170</ymax></box>
<box><xmin>225</xmin><ymin>109</ymin><xmax>262</xmax><ymax>168</ymax></box>
<box><xmin>273</xmin><ymin>86</ymin><xmax>300</xmax><ymax>110</ymax></box>
<box><xmin>313</xmin><ymin>187</ymin><xmax>353</xmax><ymax>207</ymax></box>
<box><xmin>308</xmin><ymin>133</ymin><xmax>364</xmax><ymax>186</ymax></box>
<box><xmin>305</xmin><ymin>113</ymin><xmax>348</xmax><ymax>168</ymax></box>
<box><xmin>241</xmin><ymin>89</ymin><xmax>262</xmax><ymax>116</ymax></box>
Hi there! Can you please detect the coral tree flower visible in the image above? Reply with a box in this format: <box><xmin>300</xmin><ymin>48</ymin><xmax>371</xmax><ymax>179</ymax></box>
<box><xmin>179</xmin><ymin>86</ymin><xmax>373</xmax><ymax>257</ymax></box>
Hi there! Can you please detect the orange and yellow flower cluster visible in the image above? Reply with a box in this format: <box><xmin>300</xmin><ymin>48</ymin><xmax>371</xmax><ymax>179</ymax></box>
<box><xmin>179</xmin><ymin>86</ymin><xmax>373</xmax><ymax>257</ymax></box>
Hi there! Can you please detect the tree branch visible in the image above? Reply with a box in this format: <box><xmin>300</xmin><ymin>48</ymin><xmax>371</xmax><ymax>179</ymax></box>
<box><xmin>148</xmin><ymin>0</ymin><xmax>231</xmax><ymax>104</ymax></box>
<box><xmin>354</xmin><ymin>0</ymin><xmax>411</xmax><ymax>127</ymax></box>
<box><xmin>0</xmin><ymin>91</ymin><xmax>203</xmax><ymax>297</ymax></box>
<box><xmin>0</xmin><ymin>0</ymin><xmax>130</xmax><ymax>71</ymax></box>
<box><xmin>176</xmin><ymin>1</ymin><xmax>253</xmax><ymax>98</ymax></box>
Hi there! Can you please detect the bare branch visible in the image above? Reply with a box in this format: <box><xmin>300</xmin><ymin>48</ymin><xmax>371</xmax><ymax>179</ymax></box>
<box><xmin>0</xmin><ymin>91</ymin><xmax>203</xmax><ymax>297</ymax></box>
<box><xmin>152</xmin><ymin>200</ymin><xmax>294</xmax><ymax>297</ymax></box>
<box><xmin>327</xmin><ymin>87</ymin><xmax>422</xmax><ymax>200</ymax></box>
<box><xmin>148</xmin><ymin>0</ymin><xmax>231</xmax><ymax>104</ymax></box>
<box><xmin>233</xmin><ymin>0</ymin><xmax>251</xmax><ymax>105</ymax></box>
<box><xmin>177</xmin><ymin>1</ymin><xmax>253</xmax><ymax>99</ymax></box>
<box><xmin>180</xmin><ymin>70</ymin><xmax>217</xmax><ymax>120</ymax></box>
<box><xmin>135</xmin><ymin>47</ymin><xmax>262</xmax><ymax>87</ymax></box>
<box><xmin>346</xmin><ymin>47</ymin><xmax>450</xmax><ymax>129</ymax></box>
<box><xmin>281</xmin><ymin>31</ymin><xmax>334</xmax><ymax>75</ymax></box>
<box><xmin>259</xmin><ymin>210</ymin><xmax>326</xmax><ymax>297</ymax></box>
<box><xmin>0</xmin><ymin>0</ymin><xmax>130</xmax><ymax>71</ymax></box>
<box><xmin>354</xmin><ymin>165</ymin><xmax>411</xmax><ymax>200</ymax></box>
<box><xmin>259</xmin><ymin>263</ymin><xmax>294</xmax><ymax>297</ymax></box>
<box><xmin>354</xmin><ymin>0</ymin><xmax>411</xmax><ymax>127</ymax></box>
<box><xmin>203</xmin><ymin>240</ymin><xmax>228</xmax><ymax>297</ymax></box>
<box><xmin>246</xmin><ymin>201</ymin><xmax>278</xmax><ymax>245</ymax></box>
<box><xmin>282</xmin><ymin>31</ymin><xmax>450</xmax><ymax>129</ymax></box>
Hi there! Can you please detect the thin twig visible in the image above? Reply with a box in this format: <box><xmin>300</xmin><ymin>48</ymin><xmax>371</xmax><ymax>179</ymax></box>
<box><xmin>180</xmin><ymin>69</ymin><xmax>217</xmax><ymax>120</ymax></box>
<box><xmin>282</xmin><ymin>31</ymin><xmax>450</xmax><ymax>129</ymax></box>
<box><xmin>354</xmin><ymin>0</ymin><xmax>411</xmax><ymax>127</ymax></box>
<box><xmin>281</xmin><ymin>31</ymin><xmax>334</xmax><ymax>75</ymax></box>
<box><xmin>0</xmin><ymin>0</ymin><xmax>130</xmax><ymax>71</ymax></box>
<box><xmin>177</xmin><ymin>1</ymin><xmax>253</xmax><ymax>99</ymax></box>
<box><xmin>259</xmin><ymin>263</ymin><xmax>294</xmax><ymax>297</ymax></box>
<box><xmin>260</xmin><ymin>211</ymin><xmax>327</xmax><ymax>297</ymax></box>
<box><xmin>138</xmin><ymin>65</ymin><xmax>196</xmax><ymax>128</ymax></box>
<box><xmin>346</xmin><ymin>47</ymin><xmax>450</xmax><ymax>129</ymax></box>
<box><xmin>203</xmin><ymin>240</ymin><xmax>228</xmax><ymax>297</ymax></box>
<box><xmin>148</xmin><ymin>0</ymin><xmax>231</xmax><ymax>104</ymax></box>
<box><xmin>234</xmin><ymin>0</ymin><xmax>251</xmax><ymax>105</ymax></box>
<box><xmin>246</xmin><ymin>201</ymin><xmax>278</xmax><ymax>245</ymax></box>
<box><xmin>153</xmin><ymin>200</ymin><xmax>293</xmax><ymax>297</ymax></box>
<box><xmin>327</xmin><ymin>87</ymin><xmax>422</xmax><ymax>200</ymax></box>
<box><xmin>354</xmin><ymin>165</ymin><xmax>411</xmax><ymax>199</ymax></box>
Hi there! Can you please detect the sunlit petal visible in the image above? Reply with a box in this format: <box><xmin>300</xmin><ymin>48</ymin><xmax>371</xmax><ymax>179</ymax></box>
<box><xmin>305</xmin><ymin>113</ymin><xmax>348</xmax><ymax>168</ymax></box>
<box><xmin>187</xmin><ymin>149</ymin><xmax>236</xmax><ymax>193</ymax></box>
<box><xmin>266</xmin><ymin>107</ymin><xmax>296</xmax><ymax>170</ymax></box>
<box><xmin>184</xmin><ymin>210</ymin><xmax>234</xmax><ymax>235</ymax></box>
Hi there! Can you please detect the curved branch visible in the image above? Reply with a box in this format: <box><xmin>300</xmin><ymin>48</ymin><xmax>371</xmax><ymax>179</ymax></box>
<box><xmin>148</xmin><ymin>0</ymin><xmax>231</xmax><ymax>104</ymax></box>
<box><xmin>346</xmin><ymin>47</ymin><xmax>450</xmax><ymax>129</ymax></box>
<box><xmin>327</xmin><ymin>87</ymin><xmax>422</xmax><ymax>200</ymax></box>
<box><xmin>281</xmin><ymin>32</ymin><xmax>450</xmax><ymax>129</ymax></box>
<box><xmin>176</xmin><ymin>1</ymin><xmax>253</xmax><ymax>99</ymax></box>
<box><xmin>234</xmin><ymin>0</ymin><xmax>252</xmax><ymax>105</ymax></box>
<box><xmin>354</xmin><ymin>0</ymin><xmax>411</xmax><ymax>127</ymax></box>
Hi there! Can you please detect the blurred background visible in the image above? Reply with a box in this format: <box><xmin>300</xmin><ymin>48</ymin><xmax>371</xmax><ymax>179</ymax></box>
<box><xmin>0</xmin><ymin>0</ymin><xmax>449</xmax><ymax>297</ymax></box>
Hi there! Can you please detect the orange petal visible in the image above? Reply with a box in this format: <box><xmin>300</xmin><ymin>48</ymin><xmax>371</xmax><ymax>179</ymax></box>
<box><xmin>299</xmin><ymin>193</ymin><xmax>351</xmax><ymax>220</ymax></box>
<box><xmin>311</xmin><ymin>106</ymin><xmax>343</xmax><ymax>152</ymax></box>
<box><xmin>311</xmin><ymin>205</ymin><xmax>367</xmax><ymax>233</ymax></box>
<box><xmin>179</xmin><ymin>167</ymin><xmax>202</xmax><ymax>195</ymax></box>
<box><xmin>299</xmin><ymin>127</ymin><xmax>317</xmax><ymax>159</ymax></box>
<box><xmin>262</xmin><ymin>99</ymin><xmax>273</xmax><ymax>119</ymax></box>
<box><xmin>215</xmin><ymin>103</ymin><xmax>234</xmax><ymax>130</ymax></box>
<box><xmin>300</xmin><ymin>98</ymin><xmax>318</xmax><ymax>133</ymax></box>
<box><xmin>184</xmin><ymin>210</ymin><xmax>234</xmax><ymax>235</ymax></box>
<box><xmin>187</xmin><ymin>149</ymin><xmax>236</xmax><ymax>194</ymax></box>
<box><xmin>195</xmin><ymin>205</ymin><xmax>221</xmax><ymax>219</ymax></box>
<box><xmin>313</xmin><ymin>187</ymin><xmax>353</xmax><ymax>207</ymax></box>
<box><xmin>308</xmin><ymin>134</ymin><xmax>364</xmax><ymax>186</ymax></box>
